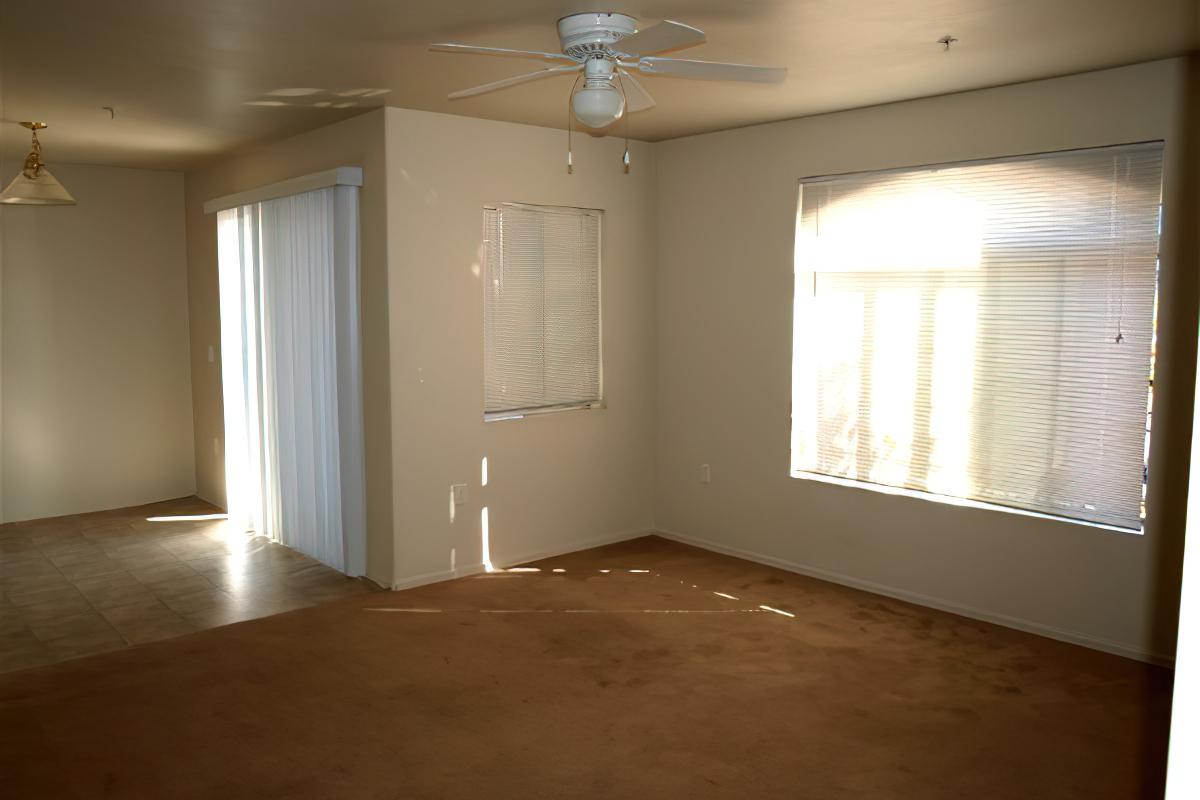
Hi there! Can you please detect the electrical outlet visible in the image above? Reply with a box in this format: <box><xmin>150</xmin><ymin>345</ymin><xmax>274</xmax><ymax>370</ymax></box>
<box><xmin>700</xmin><ymin>464</ymin><xmax>711</xmax><ymax>484</ymax></box>
<box><xmin>451</xmin><ymin>483</ymin><xmax>468</xmax><ymax>505</ymax></box>
<box><xmin>207</xmin><ymin>345</ymin><xmax>215</xmax><ymax>363</ymax></box>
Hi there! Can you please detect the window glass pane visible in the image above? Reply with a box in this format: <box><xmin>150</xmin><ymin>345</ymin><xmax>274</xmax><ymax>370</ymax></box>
<box><xmin>791</xmin><ymin>142</ymin><xmax>1164</xmax><ymax>530</ymax></box>
<box><xmin>484</xmin><ymin>204</ymin><xmax>602</xmax><ymax>416</ymax></box>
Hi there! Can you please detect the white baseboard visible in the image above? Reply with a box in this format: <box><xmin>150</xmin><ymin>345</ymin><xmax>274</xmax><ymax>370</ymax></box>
<box><xmin>390</xmin><ymin>565</ymin><xmax>481</xmax><ymax>591</ymax></box>
<box><xmin>655</xmin><ymin>528</ymin><xmax>1175</xmax><ymax>667</ymax></box>
<box><xmin>390</xmin><ymin>528</ymin><xmax>652</xmax><ymax>592</ymax></box>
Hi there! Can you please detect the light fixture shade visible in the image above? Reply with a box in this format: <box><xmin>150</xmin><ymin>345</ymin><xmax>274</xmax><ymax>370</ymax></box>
<box><xmin>0</xmin><ymin>166</ymin><xmax>76</xmax><ymax>205</ymax></box>
<box><xmin>572</xmin><ymin>85</ymin><xmax>624</xmax><ymax>129</ymax></box>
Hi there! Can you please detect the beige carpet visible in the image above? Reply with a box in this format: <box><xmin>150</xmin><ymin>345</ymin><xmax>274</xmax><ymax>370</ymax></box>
<box><xmin>0</xmin><ymin>536</ymin><xmax>1172</xmax><ymax>799</ymax></box>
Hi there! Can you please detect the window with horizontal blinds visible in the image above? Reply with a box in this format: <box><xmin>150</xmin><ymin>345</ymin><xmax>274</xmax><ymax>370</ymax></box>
<box><xmin>791</xmin><ymin>142</ymin><xmax>1164</xmax><ymax>531</ymax></box>
<box><xmin>483</xmin><ymin>203</ymin><xmax>602</xmax><ymax>418</ymax></box>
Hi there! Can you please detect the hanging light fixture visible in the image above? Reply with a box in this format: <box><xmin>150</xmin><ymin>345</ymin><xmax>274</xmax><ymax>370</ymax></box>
<box><xmin>0</xmin><ymin>122</ymin><xmax>76</xmax><ymax>205</ymax></box>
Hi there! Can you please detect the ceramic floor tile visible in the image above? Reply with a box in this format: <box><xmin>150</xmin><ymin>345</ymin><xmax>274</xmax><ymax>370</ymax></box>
<box><xmin>55</xmin><ymin>556</ymin><xmax>126</xmax><ymax>582</ymax></box>
<box><xmin>0</xmin><ymin>607</ymin><xmax>29</xmax><ymax>636</ymax></box>
<box><xmin>1</xmin><ymin>574</ymin><xmax>68</xmax><ymax>600</ymax></box>
<box><xmin>129</xmin><ymin>562</ymin><xmax>199</xmax><ymax>586</ymax></box>
<box><xmin>0</xmin><ymin>539</ymin><xmax>40</xmax><ymax>558</ymax></box>
<box><xmin>100</xmin><ymin>597</ymin><xmax>173</xmax><ymax>625</ymax></box>
<box><xmin>183</xmin><ymin>605</ymin><xmax>264</xmax><ymax>629</ymax></box>
<box><xmin>160</xmin><ymin>588</ymin><xmax>236</xmax><ymax>616</ymax></box>
<box><xmin>94</xmin><ymin>537</ymin><xmax>151</xmax><ymax>554</ymax></box>
<box><xmin>106</xmin><ymin>609</ymin><xmax>196</xmax><ymax>645</ymax></box>
<box><xmin>113</xmin><ymin>549</ymin><xmax>182</xmax><ymax>572</ymax></box>
<box><xmin>45</xmin><ymin>546</ymin><xmax>111</xmax><ymax>568</ymax></box>
<box><xmin>205</xmin><ymin>573</ymin><xmax>291</xmax><ymax>597</ymax></box>
<box><xmin>29</xmin><ymin>611</ymin><xmax>114</xmax><ymax>643</ymax></box>
<box><xmin>0</xmin><ymin>641</ymin><xmax>55</xmax><ymax>674</ymax></box>
<box><xmin>43</xmin><ymin>628</ymin><xmax>127</xmax><ymax>660</ymax></box>
<box><xmin>7</xmin><ymin>582</ymin><xmax>87</xmax><ymax>609</ymax></box>
<box><xmin>149</xmin><ymin>575</ymin><xmax>217</xmax><ymax>601</ymax></box>
<box><xmin>164</xmin><ymin>544</ymin><xmax>231</xmax><ymax>564</ymax></box>
<box><xmin>1</xmin><ymin>556</ymin><xmax>63</xmax><ymax>579</ymax></box>
<box><xmin>74</xmin><ymin>573</ymin><xmax>157</xmax><ymax>610</ymax></box>
<box><xmin>36</xmin><ymin>536</ymin><xmax>98</xmax><ymax>557</ymax></box>
<box><xmin>2</xmin><ymin>496</ymin><xmax>380</xmax><ymax>670</ymax></box>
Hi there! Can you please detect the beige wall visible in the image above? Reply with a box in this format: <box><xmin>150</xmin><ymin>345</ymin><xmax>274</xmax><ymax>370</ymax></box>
<box><xmin>179</xmin><ymin>63</ymin><xmax>1192</xmax><ymax>661</ymax></box>
<box><xmin>184</xmin><ymin>107</ymin><xmax>656</xmax><ymax>588</ymax></box>
<box><xmin>654</xmin><ymin>59</ymin><xmax>1195</xmax><ymax>663</ymax></box>
<box><xmin>382</xmin><ymin>108</ymin><xmax>657</xmax><ymax>585</ymax></box>
<box><xmin>1165</xmin><ymin>53</ymin><xmax>1200</xmax><ymax>794</ymax></box>
<box><xmin>1</xmin><ymin>164</ymin><xmax>195</xmax><ymax>522</ymax></box>
<box><xmin>184</xmin><ymin>109</ymin><xmax>394</xmax><ymax>586</ymax></box>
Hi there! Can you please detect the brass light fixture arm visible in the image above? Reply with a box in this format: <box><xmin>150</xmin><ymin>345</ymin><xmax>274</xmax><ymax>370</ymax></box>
<box><xmin>19</xmin><ymin>122</ymin><xmax>49</xmax><ymax>179</ymax></box>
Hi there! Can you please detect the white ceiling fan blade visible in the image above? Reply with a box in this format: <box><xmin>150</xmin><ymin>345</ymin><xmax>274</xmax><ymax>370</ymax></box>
<box><xmin>615</xmin><ymin>20</ymin><xmax>705</xmax><ymax>56</ymax></box>
<box><xmin>447</xmin><ymin>65</ymin><xmax>581</xmax><ymax>100</ymax></box>
<box><xmin>430</xmin><ymin>43</ymin><xmax>576</xmax><ymax>63</ymax></box>
<box><xmin>616</xmin><ymin>70</ymin><xmax>656</xmax><ymax>113</ymax></box>
<box><xmin>636</xmin><ymin>57</ymin><xmax>786</xmax><ymax>84</ymax></box>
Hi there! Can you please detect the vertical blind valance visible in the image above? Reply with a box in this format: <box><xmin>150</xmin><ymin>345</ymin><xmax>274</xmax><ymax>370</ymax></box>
<box><xmin>483</xmin><ymin>203</ymin><xmax>602</xmax><ymax>417</ymax></box>
<box><xmin>791</xmin><ymin>142</ymin><xmax>1164</xmax><ymax>530</ymax></box>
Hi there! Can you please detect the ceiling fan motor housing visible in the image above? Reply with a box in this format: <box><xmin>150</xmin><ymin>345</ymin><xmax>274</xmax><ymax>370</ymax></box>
<box><xmin>434</xmin><ymin>14</ymin><xmax>786</xmax><ymax>143</ymax></box>
<box><xmin>557</xmin><ymin>12</ymin><xmax>638</xmax><ymax>59</ymax></box>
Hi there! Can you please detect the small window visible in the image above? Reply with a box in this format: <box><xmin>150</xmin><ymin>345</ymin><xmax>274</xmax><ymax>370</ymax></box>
<box><xmin>483</xmin><ymin>203</ymin><xmax>602</xmax><ymax>420</ymax></box>
<box><xmin>791</xmin><ymin>142</ymin><xmax>1164</xmax><ymax>531</ymax></box>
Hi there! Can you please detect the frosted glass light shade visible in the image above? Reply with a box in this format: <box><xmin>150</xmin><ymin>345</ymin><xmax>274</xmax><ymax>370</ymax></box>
<box><xmin>572</xmin><ymin>85</ymin><xmax>624</xmax><ymax>129</ymax></box>
<box><xmin>0</xmin><ymin>167</ymin><xmax>76</xmax><ymax>205</ymax></box>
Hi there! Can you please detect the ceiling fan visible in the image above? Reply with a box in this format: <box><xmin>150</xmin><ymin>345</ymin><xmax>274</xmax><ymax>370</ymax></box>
<box><xmin>430</xmin><ymin>12</ymin><xmax>786</xmax><ymax>133</ymax></box>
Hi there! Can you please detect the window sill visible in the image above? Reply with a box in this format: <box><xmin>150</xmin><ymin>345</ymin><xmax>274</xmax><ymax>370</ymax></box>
<box><xmin>789</xmin><ymin>469</ymin><xmax>1143</xmax><ymax>536</ymax></box>
<box><xmin>485</xmin><ymin>401</ymin><xmax>604</xmax><ymax>423</ymax></box>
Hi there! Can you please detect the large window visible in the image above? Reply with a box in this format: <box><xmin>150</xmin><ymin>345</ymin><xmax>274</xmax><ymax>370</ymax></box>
<box><xmin>483</xmin><ymin>203</ymin><xmax>602</xmax><ymax>419</ymax></box>
<box><xmin>791</xmin><ymin>142</ymin><xmax>1164</xmax><ymax>531</ymax></box>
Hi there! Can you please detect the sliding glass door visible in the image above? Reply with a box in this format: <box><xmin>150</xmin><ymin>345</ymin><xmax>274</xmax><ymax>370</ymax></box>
<box><xmin>216</xmin><ymin>184</ymin><xmax>366</xmax><ymax>575</ymax></box>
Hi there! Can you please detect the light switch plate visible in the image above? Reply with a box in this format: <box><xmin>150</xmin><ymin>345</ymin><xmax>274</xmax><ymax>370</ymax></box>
<box><xmin>700</xmin><ymin>464</ymin><xmax>711</xmax><ymax>484</ymax></box>
<box><xmin>451</xmin><ymin>483</ymin><xmax>468</xmax><ymax>505</ymax></box>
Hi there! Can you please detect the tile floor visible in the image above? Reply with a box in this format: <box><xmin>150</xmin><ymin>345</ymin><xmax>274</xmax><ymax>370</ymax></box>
<box><xmin>0</xmin><ymin>496</ymin><xmax>378</xmax><ymax>673</ymax></box>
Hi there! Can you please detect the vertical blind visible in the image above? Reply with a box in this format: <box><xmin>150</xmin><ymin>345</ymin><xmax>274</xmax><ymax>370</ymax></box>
<box><xmin>217</xmin><ymin>185</ymin><xmax>366</xmax><ymax>573</ymax></box>
<box><xmin>483</xmin><ymin>203</ymin><xmax>602</xmax><ymax>417</ymax></box>
<box><xmin>791</xmin><ymin>142</ymin><xmax>1164</xmax><ymax>530</ymax></box>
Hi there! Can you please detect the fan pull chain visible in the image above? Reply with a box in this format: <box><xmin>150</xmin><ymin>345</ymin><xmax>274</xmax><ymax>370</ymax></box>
<box><xmin>616</xmin><ymin>72</ymin><xmax>631</xmax><ymax>173</ymax></box>
<box><xmin>566</xmin><ymin>73</ymin><xmax>583</xmax><ymax>174</ymax></box>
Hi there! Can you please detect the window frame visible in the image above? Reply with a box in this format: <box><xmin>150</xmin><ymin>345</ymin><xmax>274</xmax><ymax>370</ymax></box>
<box><xmin>482</xmin><ymin>201</ymin><xmax>605</xmax><ymax>422</ymax></box>
<box><xmin>788</xmin><ymin>141</ymin><xmax>1164</xmax><ymax>534</ymax></box>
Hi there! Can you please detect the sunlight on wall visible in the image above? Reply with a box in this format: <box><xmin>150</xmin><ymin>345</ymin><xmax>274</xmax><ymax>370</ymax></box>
<box><xmin>481</xmin><ymin>506</ymin><xmax>494</xmax><ymax>573</ymax></box>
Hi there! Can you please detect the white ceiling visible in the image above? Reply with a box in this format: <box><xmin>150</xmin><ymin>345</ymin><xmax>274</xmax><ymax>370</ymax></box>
<box><xmin>1</xmin><ymin>0</ymin><xmax>1196</xmax><ymax>171</ymax></box>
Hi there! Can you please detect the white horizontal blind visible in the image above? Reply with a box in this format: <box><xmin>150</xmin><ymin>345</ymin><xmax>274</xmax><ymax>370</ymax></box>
<box><xmin>483</xmin><ymin>203</ymin><xmax>602</xmax><ymax>416</ymax></box>
<box><xmin>792</xmin><ymin>142</ymin><xmax>1164</xmax><ymax>530</ymax></box>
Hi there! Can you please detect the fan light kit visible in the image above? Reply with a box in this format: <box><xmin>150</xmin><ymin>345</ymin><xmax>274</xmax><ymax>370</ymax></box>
<box><xmin>1</xmin><ymin>122</ymin><xmax>76</xmax><ymax>205</ymax></box>
<box><xmin>431</xmin><ymin>13</ymin><xmax>786</xmax><ymax>172</ymax></box>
